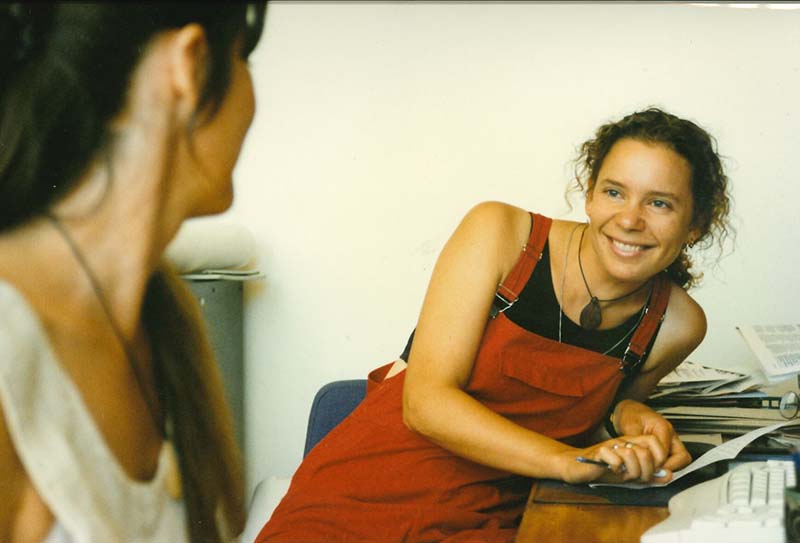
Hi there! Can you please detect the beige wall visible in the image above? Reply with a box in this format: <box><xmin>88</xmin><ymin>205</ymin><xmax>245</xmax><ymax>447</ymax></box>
<box><xmin>217</xmin><ymin>1</ymin><xmax>800</xmax><ymax>487</ymax></box>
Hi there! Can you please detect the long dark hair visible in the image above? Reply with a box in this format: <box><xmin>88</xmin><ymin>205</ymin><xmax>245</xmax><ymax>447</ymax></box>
<box><xmin>569</xmin><ymin>107</ymin><xmax>733</xmax><ymax>289</ymax></box>
<box><xmin>0</xmin><ymin>3</ymin><xmax>266</xmax><ymax>541</ymax></box>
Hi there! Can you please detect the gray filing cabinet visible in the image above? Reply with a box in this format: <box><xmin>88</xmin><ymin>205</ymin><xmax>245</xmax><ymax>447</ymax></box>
<box><xmin>184</xmin><ymin>279</ymin><xmax>244</xmax><ymax>450</ymax></box>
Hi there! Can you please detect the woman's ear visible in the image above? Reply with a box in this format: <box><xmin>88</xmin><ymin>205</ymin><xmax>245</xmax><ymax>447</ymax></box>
<box><xmin>169</xmin><ymin>23</ymin><xmax>208</xmax><ymax>120</ymax></box>
<box><xmin>687</xmin><ymin>227</ymin><xmax>701</xmax><ymax>248</ymax></box>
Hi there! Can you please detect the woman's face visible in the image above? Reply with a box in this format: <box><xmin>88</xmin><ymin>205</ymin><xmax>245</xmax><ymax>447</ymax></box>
<box><xmin>584</xmin><ymin>138</ymin><xmax>698</xmax><ymax>285</ymax></box>
<box><xmin>188</xmin><ymin>42</ymin><xmax>256</xmax><ymax>216</ymax></box>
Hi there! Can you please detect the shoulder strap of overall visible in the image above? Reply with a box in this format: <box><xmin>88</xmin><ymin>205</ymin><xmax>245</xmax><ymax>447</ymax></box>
<box><xmin>619</xmin><ymin>273</ymin><xmax>672</xmax><ymax>375</ymax></box>
<box><xmin>491</xmin><ymin>212</ymin><xmax>552</xmax><ymax>317</ymax></box>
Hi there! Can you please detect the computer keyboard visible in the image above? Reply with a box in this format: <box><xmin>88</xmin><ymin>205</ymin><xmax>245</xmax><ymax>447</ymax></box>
<box><xmin>640</xmin><ymin>460</ymin><xmax>796</xmax><ymax>543</ymax></box>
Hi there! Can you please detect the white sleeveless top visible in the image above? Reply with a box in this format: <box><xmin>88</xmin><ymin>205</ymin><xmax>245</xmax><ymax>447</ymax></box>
<box><xmin>0</xmin><ymin>281</ymin><xmax>188</xmax><ymax>542</ymax></box>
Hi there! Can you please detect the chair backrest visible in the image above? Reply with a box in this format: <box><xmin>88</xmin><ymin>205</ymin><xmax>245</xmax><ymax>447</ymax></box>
<box><xmin>303</xmin><ymin>379</ymin><xmax>367</xmax><ymax>457</ymax></box>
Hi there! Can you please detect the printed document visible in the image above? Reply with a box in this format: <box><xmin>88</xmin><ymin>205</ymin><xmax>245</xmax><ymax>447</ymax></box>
<box><xmin>737</xmin><ymin>324</ymin><xmax>800</xmax><ymax>379</ymax></box>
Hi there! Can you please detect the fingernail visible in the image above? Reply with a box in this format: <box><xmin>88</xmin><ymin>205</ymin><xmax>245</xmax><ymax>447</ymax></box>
<box><xmin>654</xmin><ymin>469</ymin><xmax>667</xmax><ymax>477</ymax></box>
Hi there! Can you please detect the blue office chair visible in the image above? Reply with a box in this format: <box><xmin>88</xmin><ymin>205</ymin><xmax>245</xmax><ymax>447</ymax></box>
<box><xmin>303</xmin><ymin>379</ymin><xmax>368</xmax><ymax>457</ymax></box>
<box><xmin>241</xmin><ymin>379</ymin><xmax>369</xmax><ymax>541</ymax></box>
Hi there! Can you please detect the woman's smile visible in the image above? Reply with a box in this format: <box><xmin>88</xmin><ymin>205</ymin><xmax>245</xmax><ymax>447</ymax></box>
<box><xmin>607</xmin><ymin>235</ymin><xmax>651</xmax><ymax>257</ymax></box>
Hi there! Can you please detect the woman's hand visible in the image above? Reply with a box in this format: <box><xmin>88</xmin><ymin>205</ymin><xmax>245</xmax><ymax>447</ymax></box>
<box><xmin>612</xmin><ymin>399</ymin><xmax>692</xmax><ymax>473</ymax></box>
<box><xmin>560</xmin><ymin>434</ymin><xmax>673</xmax><ymax>485</ymax></box>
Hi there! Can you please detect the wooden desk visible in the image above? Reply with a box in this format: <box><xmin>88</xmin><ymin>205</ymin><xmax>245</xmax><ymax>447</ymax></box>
<box><xmin>515</xmin><ymin>480</ymin><xmax>669</xmax><ymax>543</ymax></box>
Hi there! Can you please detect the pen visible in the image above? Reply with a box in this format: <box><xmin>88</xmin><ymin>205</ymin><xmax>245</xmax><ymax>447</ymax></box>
<box><xmin>575</xmin><ymin>456</ymin><xmax>667</xmax><ymax>477</ymax></box>
<box><xmin>576</xmin><ymin>456</ymin><xmax>612</xmax><ymax>469</ymax></box>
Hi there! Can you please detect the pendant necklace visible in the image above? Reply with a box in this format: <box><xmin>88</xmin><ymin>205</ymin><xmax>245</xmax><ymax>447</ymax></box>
<box><xmin>45</xmin><ymin>211</ymin><xmax>183</xmax><ymax>500</ymax></box>
<box><xmin>576</xmin><ymin>225</ymin><xmax>650</xmax><ymax>330</ymax></box>
<box><xmin>559</xmin><ymin>223</ymin><xmax>652</xmax><ymax>356</ymax></box>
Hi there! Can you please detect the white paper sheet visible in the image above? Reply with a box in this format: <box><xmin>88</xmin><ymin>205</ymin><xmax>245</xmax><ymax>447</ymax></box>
<box><xmin>738</xmin><ymin>324</ymin><xmax>800</xmax><ymax>378</ymax></box>
<box><xmin>658</xmin><ymin>360</ymin><xmax>744</xmax><ymax>385</ymax></box>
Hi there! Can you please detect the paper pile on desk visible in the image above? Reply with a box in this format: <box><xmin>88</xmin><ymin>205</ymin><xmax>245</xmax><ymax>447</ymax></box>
<box><xmin>655</xmin><ymin>405</ymin><xmax>788</xmax><ymax>434</ymax></box>
<box><xmin>649</xmin><ymin>360</ymin><xmax>761</xmax><ymax>400</ymax></box>
<box><xmin>647</xmin><ymin>360</ymin><xmax>793</xmax><ymax>437</ymax></box>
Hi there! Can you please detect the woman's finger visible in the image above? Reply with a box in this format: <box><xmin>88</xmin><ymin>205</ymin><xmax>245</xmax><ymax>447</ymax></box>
<box><xmin>628</xmin><ymin>434</ymin><xmax>667</xmax><ymax>468</ymax></box>
<box><xmin>628</xmin><ymin>441</ymin><xmax>656</xmax><ymax>481</ymax></box>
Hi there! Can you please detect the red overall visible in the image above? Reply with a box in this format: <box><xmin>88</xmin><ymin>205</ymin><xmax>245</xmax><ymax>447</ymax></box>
<box><xmin>256</xmin><ymin>214</ymin><xmax>671</xmax><ymax>543</ymax></box>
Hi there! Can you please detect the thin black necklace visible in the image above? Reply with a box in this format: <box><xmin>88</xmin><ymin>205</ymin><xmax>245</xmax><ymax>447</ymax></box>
<box><xmin>577</xmin><ymin>225</ymin><xmax>651</xmax><ymax>330</ymax></box>
<box><xmin>45</xmin><ymin>211</ymin><xmax>165</xmax><ymax>438</ymax></box>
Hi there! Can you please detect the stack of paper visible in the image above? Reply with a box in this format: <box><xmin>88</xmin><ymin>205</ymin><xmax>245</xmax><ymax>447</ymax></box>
<box><xmin>655</xmin><ymin>405</ymin><xmax>788</xmax><ymax>435</ymax></box>
<box><xmin>647</xmin><ymin>360</ymin><xmax>796</xmax><ymax>439</ymax></box>
<box><xmin>648</xmin><ymin>360</ymin><xmax>762</xmax><ymax>401</ymax></box>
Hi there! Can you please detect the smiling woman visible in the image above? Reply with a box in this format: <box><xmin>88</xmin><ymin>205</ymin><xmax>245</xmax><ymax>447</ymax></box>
<box><xmin>254</xmin><ymin>107</ymin><xmax>733</xmax><ymax>543</ymax></box>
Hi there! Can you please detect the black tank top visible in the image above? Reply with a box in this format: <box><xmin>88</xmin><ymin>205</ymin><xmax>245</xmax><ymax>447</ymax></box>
<box><xmin>400</xmin><ymin>241</ymin><xmax>659</xmax><ymax>371</ymax></box>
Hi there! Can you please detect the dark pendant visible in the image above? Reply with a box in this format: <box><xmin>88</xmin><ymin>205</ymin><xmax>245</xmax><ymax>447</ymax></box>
<box><xmin>580</xmin><ymin>297</ymin><xmax>602</xmax><ymax>330</ymax></box>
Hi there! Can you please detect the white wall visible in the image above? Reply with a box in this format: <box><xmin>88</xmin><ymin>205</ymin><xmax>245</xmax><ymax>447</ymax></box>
<box><xmin>224</xmin><ymin>1</ymin><xmax>800</xmax><ymax>487</ymax></box>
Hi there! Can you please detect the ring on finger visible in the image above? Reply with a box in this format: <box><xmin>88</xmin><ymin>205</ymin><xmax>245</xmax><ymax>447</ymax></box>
<box><xmin>625</xmin><ymin>442</ymin><xmax>635</xmax><ymax>449</ymax></box>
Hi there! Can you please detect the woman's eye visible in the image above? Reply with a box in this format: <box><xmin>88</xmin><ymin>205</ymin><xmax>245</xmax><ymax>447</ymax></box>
<box><xmin>605</xmin><ymin>189</ymin><xmax>621</xmax><ymax>198</ymax></box>
<box><xmin>651</xmin><ymin>199</ymin><xmax>672</xmax><ymax>209</ymax></box>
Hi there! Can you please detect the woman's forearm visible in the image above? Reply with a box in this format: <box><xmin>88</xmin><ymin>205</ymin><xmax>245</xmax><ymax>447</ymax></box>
<box><xmin>403</xmin><ymin>383</ymin><xmax>574</xmax><ymax>479</ymax></box>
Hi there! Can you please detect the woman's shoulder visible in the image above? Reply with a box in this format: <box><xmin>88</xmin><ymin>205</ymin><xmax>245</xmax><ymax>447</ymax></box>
<box><xmin>660</xmin><ymin>281</ymin><xmax>707</xmax><ymax>354</ymax></box>
<box><xmin>634</xmin><ymin>280</ymin><xmax>705</xmax><ymax>381</ymax></box>
<box><xmin>440</xmin><ymin>202</ymin><xmax>536</xmax><ymax>286</ymax></box>
<box><xmin>463</xmin><ymin>202</ymin><xmax>563</xmax><ymax>226</ymax></box>
<box><xmin>461</xmin><ymin>201</ymin><xmax>570</xmax><ymax>243</ymax></box>
<box><xmin>457</xmin><ymin>204</ymin><xmax>586</xmax><ymax>265</ymax></box>
<box><xmin>456</xmin><ymin>201</ymin><xmax>532</xmax><ymax>248</ymax></box>
<box><xmin>461</xmin><ymin>201</ymin><xmax>530</xmax><ymax>227</ymax></box>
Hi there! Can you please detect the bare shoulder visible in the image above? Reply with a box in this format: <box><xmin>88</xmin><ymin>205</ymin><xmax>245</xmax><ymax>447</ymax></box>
<box><xmin>641</xmin><ymin>283</ymin><xmax>706</xmax><ymax>375</ymax></box>
<box><xmin>460</xmin><ymin>201</ymin><xmax>531</xmax><ymax>241</ymax></box>
<box><xmin>663</xmin><ymin>283</ymin><xmax>707</xmax><ymax>349</ymax></box>
<box><xmin>452</xmin><ymin>201</ymin><xmax>532</xmax><ymax>276</ymax></box>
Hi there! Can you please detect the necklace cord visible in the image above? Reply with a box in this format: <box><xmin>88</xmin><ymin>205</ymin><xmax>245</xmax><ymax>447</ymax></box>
<box><xmin>44</xmin><ymin>211</ymin><xmax>165</xmax><ymax>438</ymax></box>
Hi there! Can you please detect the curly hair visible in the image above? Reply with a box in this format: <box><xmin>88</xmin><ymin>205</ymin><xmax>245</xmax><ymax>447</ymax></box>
<box><xmin>568</xmin><ymin>107</ymin><xmax>733</xmax><ymax>289</ymax></box>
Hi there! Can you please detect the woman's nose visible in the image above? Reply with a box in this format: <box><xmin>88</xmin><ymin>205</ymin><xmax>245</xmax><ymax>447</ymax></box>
<box><xmin>616</xmin><ymin>203</ymin><xmax>645</xmax><ymax>230</ymax></box>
